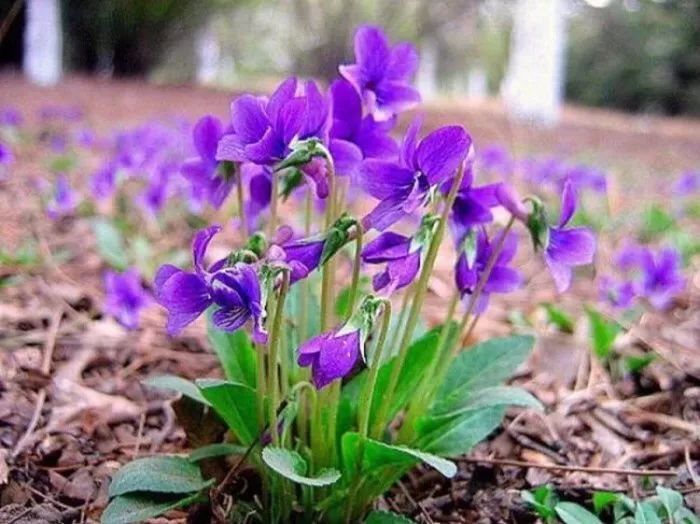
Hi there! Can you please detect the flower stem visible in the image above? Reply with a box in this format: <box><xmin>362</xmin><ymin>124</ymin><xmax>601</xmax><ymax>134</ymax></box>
<box><xmin>256</xmin><ymin>342</ymin><xmax>267</xmax><ymax>432</ymax></box>
<box><xmin>370</xmin><ymin>164</ymin><xmax>465</xmax><ymax>439</ymax></box>
<box><xmin>346</xmin><ymin>222</ymin><xmax>364</xmax><ymax>322</ymax></box>
<box><xmin>267</xmin><ymin>169</ymin><xmax>279</xmax><ymax>241</ymax></box>
<box><xmin>235</xmin><ymin>165</ymin><xmax>248</xmax><ymax>241</ymax></box>
<box><xmin>320</xmin><ymin>161</ymin><xmax>336</xmax><ymax>332</ymax></box>
<box><xmin>267</xmin><ymin>270</ymin><xmax>290</xmax><ymax>445</ymax></box>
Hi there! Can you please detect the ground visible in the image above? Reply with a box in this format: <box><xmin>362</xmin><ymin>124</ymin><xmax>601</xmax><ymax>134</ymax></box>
<box><xmin>0</xmin><ymin>74</ymin><xmax>699</xmax><ymax>523</ymax></box>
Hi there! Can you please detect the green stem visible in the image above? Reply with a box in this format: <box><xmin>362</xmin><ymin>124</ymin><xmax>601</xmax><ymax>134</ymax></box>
<box><xmin>398</xmin><ymin>290</ymin><xmax>459</xmax><ymax>443</ymax></box>
<box><xmin>370</xmin><ymin>164</ymin><xmax>466</xmax><ymax>439</ymax></box>
<box><xmin>256</xmin><ymin>341</ymin><xmax>267</xmax><ymax>431</ymax></box>
<box><xmin>345</xmin><ymin>222</ymin><xmax>364</xmax><ymax>322</ymax></box>
<box><xmin>267</xmin><ymin>270</ymin><xmax>290</xmax><ymax>445</ymax></box>
<box><xmin>320</xmin><ymin>161</ymin><xmax>336</xmax><ymax>332</ymax></box>
<box><xmin>267</xmin><ymin>169</ymin><xmax>279</xmax><ymax>240</ymax></box>
<box><xmin>235</xmin><ymin>165</ymin><xmax>248</xmax><ymax>241</ymax></box>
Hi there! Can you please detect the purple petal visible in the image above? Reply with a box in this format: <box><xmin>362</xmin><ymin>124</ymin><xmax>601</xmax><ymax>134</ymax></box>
<box><xmin>267</xmin><ymin>77</ymin><xmax>298</xmax><ymax>127</ymax></box>
<box><xmin>547</xmin><ymin>227</ymin><xmax>596</xmax><ymax>267</ymax></box>
<box><xmin>400</xmin><ymin>116</ymin><xmax>422</xmax><ymax>169</ymax></box>
<box><xmin>373</xmin><ymin>81</ymin><xmax>421</xmax><ymax>116</ymax></box>
<box><xmin>484</xmin><ymin>266</ymin><xmax>522</xmax><ymax>293</ymax></box>
<box><xmin>352</xmin><ymin>25</ymin><xmax>390</xmax><ymax>83</ymax></box>
<box><xmin>357</xmin><ymin>160</ymin><xmax>414</xmax><ymax>200</ymax></box>
<box><xmin>297</xmin><ymin>333</ymin><xmax>326</xmax><ymax>367</ymax></box>
<box><xmin>245</xmin><ymin>128</ymin><xmax>285</xmax><ymax>164</ymax></box>
<box><xmin>362</xmin><ymin>232</ymin><xmax>411</xmax><ymax>263</ymax></box>
<box><xmin>315</xmin><ymin>329</ymin><xmax>361</xmax><ymax>389</ymax></box>
<box><xmin>277</xmin><ymin>96</ymin><xmax>307</xmax><ymax>145</ymax></box>
<box><xmin>157</xmin><ymin>271</ymin><xmax>212</xmax><ymax>334</ymax></box>
<box><xmin>455</xmin><ymin>253</ymin><xmax>478</xmax><ymax>293</ymax></box>
<box><xmin>330</xmin><ymin>79</ymin><xmax>361</xmax><ymax>138</ymax></box>
<box><xmin>192</xmin><ymin>225</ymin><xmax>222</xmax><ymax>274</ymax></box>
<box><xmin>415</xmin><ymin>126</ymin><xmax>471</xmax><ymax>185</ymax></box>
<box><xmin>216</xmin><ymin>133</ymin><xmax>247</xmax><ymax>162</ymax></box>
<box><xmin>154</xmin><ymin>264</ymin><xmax>180</xmax><ymax>301</ymax></box>
<box><xmin>379</xmin><ymin>250</ymin><xmax>421</xmax><ymax>294</ymax></box>
<box><xmin>301</xmin><ymin>80</ymin><xmax>329</xmax><ymax>140</ymax></box>
<box><xmin>212</xmin><ymin>306</ymin><xmax>250</xmax><ymax>332</ymax></box>
<box><xmin>559</xmin><ymin>180</ymin><xmax>577</xmax><ymax>227</ymax></box>
<box><xmin>544</xmin><ymin>255</ymin><xmax>573</xmax><ymax>293</ymax></box>
<box><xmin>387</xmin><ymin>42</ymin><xmax>419</xmax><ymax>81</ymax></box>
<box><xmin>329</xmin><ymin>139</ymin><xmax>362</xmax><ymax>177</ymax></box>
<box><xmin>362</xmin><ymin>194</ymin><xmax>410</xmax><ymax>231</ymax></box>
<box><xmin>231</xmin><ymin>95</ymin><xmax>269</xmax><ymax>144</ymax></box>
<box><xmin>495</xmin><ymin>183</ymin><xmax>529</xmax><ymax>221</ymax></box>
<box><xmin>193</xmin><ymin>115</ymin><xmax>223</xmax><ymax>162</ymax></box>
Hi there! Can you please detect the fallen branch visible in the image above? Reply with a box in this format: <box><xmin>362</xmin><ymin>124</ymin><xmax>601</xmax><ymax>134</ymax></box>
<box><xmin>461</xmin><ymin>456</ymin><xmax>677</xmax><ymax>477</ymax></box>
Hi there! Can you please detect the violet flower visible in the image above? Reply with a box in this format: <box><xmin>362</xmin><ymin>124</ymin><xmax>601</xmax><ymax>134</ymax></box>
<box><xmin>448</xmin><ymin>166</ymin><xmax>503</xmax><ymax>235</ymax></box>
<box><xmin>46</xmin><ymin>174</ymin><xmax>79</xmax><ymax>220</ymax></box>
<box><xmin>542</xmin><ymin>182</ymin><xmax>596</xmax><ymax>292</ymax></box>
<box><xmin>216</xmin><ymin>77</ymin><xmax>307</xmax><ymax>166</ymax></box>
<box><xmin>598</xmin><ymin>276</ymin><xmax>636</xmax><ymax>309</ymax></box>
<box><xmin>298</xmin><ymin>327</ymin><xmax>362</xmax><ymax>389</ymax></box>
<box><xmin>182</xmin><ymin>115</ymin><xmax>234</xmax><ymax>209</ymax></box>
<box><xmin>455</xmin><ymin>228</ymin><xmax>522</xmax><ymax>313</ymax></box>
<box><xmin>103</xmin><ymin>268</ymin><xmax>151</xmax><ymax>329</ymax></box>
<box><xmin>90</xmin><ymin>162</ymin><xmax>118</xmax><ymax>201</ymax></box>
<box><xmin>359</xmin><ymin>118</ymin><xmax>471</xmax><ymax>231</ymax></box>
<box><xmin>339</xmin><ymin>25</ymin><xmax>420</xmax><ymax>121</ymax></box>
<box><xmin>673</xmin><ymin>170</ymin><xmax>700</xmax><ymax>195</ymax></box>
<box><xmin>0</xmin><ymin>107</ymin><xmax>22</xmax><ymax>128</ymax></box>
<box><xmin>328</xmin><ymin>78</ymin><xmax>398</xmax><ymax>177</ymax></box>
<box><xmin>154</xmin><ymin>225</ymin><xmax>267</xmax><ymax>342</ymax></box>
<box><xmin>362</xmin><ymin>231</ymin><xmax>421</xmax><ymax>295</ymax></box>
<box><xmin>0</xmin><ymin>142</ymin><xmax>14</xmax><ymax>166</ymax></box>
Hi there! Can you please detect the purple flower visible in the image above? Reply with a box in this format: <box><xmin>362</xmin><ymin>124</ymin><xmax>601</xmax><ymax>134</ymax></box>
<box><xmin>328</xmin><ymin>79</ymin><xmax>398</xmax><ymax>177</ymax></box>
<box><xmin>46</xmin><ymin>174</ymin><xmax>79</xmax><ymax>220</ymax></box>
<box><xmin>562</xmin><ymin>165</ymin><xmax>607</xmax><ymax>194</ymax></box>
<box><xmin>598</xmin><ymin>276</ymin><xmax>636</xmax><ymax>309</ymax></box>
<box><xmin>359</xmin><ymin>118</ymin><xmax>471</xmax><ymax>231</ymax></box>
<box><xmin>244</xmin><ymin>163</ymin><xmax>272</xmax><ymax>229</ymax></box>
<box><xmin>615</xmin><ymin>245</ymin><xmax>686</xmax><ymax>310</ymax></box>
<box><xmin>103</xmin><ymin>268</ymin><xmax>151</xmax><ymax>329</ymax></box>
<box><xmin>0</xmin><ymin>107</ymin><xmax>22</xmax><ymax>127</ymax></box>
<box><xmin>0</xmin><ymin>142</ymin><xmax>14</xmax><ymax>166</ymax></box>
<box><xmin>673</xmin><ymin>170</ymin><xmax>700</xmax><ymax>195</ymax></box>
<box><xmin>154</xmin><ymin>225</ymin><xmax>267</xmax><ymax>342</ymax></box>
<box><xmin>298</xmin><ymin>327</ymin><xmax>362</xmax><ymax>389</ymax></box>
<box><xmin>362</xmin><ymin>231</ymin><xmax>422</xmax><ymax>295</ymax></box>
<box><xmin>477</xmin><ymin>145</ymin><xmax>514</xmax><ymax>178</ymax></box>
<box><xmin>340</xmin><ymin>25</ymin><xmax>420</xmax><ymax>121</ymax></box>
<box><xmin>280</xmin><ymin>236</ymin><xmax>325</xmax><ymax>284</ymax></box>
<box><xmin>455</xmin><ymin>228</ymin><xmax>521</xmax><ymax>313</ymax></box>
<box><xmin>137</xmin><ymin>165</ymin><xmax>171</xmax><ymax>217</ymax></box>
<box><xmin>216</xmin><ymin>77</ymin><xmax>307</xmax><ymax>166</ymax></box>
<box><xmin>448</xmin><ymin>167</ymin><xmax>502</xmax><ymax>236</ymax></box>
<box><xmin>543</xmin><ymin>182</ymin><xmax>596</xmax><ymax>292</ymax></box>
<box><xmin>90</xmin><ymin>162</ymin><xmax>118</xmax><ymax>200</ymax></box>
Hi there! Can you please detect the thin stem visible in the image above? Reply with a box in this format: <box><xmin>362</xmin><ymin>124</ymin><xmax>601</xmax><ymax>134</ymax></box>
<box><xmin>398</xmin><ymin>290</ymin><xmax>459</xmax><ymax>443</ymax></box>
<box><xmin>267</xmin><ymin>169</ymin><xmax>279</xmax><ymax>240</ymax></box>
<box><xmin>256</xmin><ymin>342</ymin><xmax>267</xmax><ymax>431</ymax></box>
<box><xmin>235</xmin><ymin>166</ymin><xmax>248</xmax><ymax>242</ymax></box>
<box><xmin>370</xmin><ymin>165</ymin><xmax>466</xmax><ymax>439</ymax></box>
<box><xmin>390</xmin><ymin>284</ymin><xmax>415</xmax><ymax>354</ymax></box>
<box><xmin>320</xmin><ymin>161</ymin><xmax>336</xmax><ymax>332</ymax></box>
<box><xmin>267</xmin><ymin>271</ymin><xmax>290</xmax><ymax>445</ymax></box>
<box><xmin>346</xmin><ymin>223</ymin><xmax>364</xmax><ymax>321</ymax></box>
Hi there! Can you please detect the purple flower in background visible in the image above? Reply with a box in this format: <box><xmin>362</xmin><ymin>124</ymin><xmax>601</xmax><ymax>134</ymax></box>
<box><xmin>562</xmin><ymin>165</ymin><xmax>607</xmax><ymax>194</ymax></box>
<box><xmin>359</xmin><ymin>118</ymin><xmax>471</xmax><ymax>230</ymax></box>
<box><xmin>477</xmin><ymin>145</ymin><xmax>514</xmax><ymax>178</ymax></box>
<box><xmin>90</xmin><ymin>162</ymin><xmax>117</xmax><ymax>200</ymax></box>
<box><xmin>543</xmin><ymin>182</ymin><xmax>596</xmax><ymax>292</ymax></box>
<box><xmin>598</xmin><ymin>276</ymin><xmax>636</xmax><ymax>309</ymax></box>
<box><xmin>154</xmin><ymin>225</ymin><xmax>267</xmax><ymax>342</ymax></box>
<box><xmin>362</xmin><ymin>231</ymin><xmax>421</xmax><ymax>295</ymax></box>
<box><xmin>103</xmin><ymin>268</ymin><xmax>151</xmax><ymax>329</ymax></box>
<box><xmin>613</xmin><ymin>244</ymin><xmax>686</xmax><ymax>310</ymax></box>
<box><xmin>495</xmin><ymin>183</ymin><xmax>530</xmax><ymax>222</ymax></box>
<box><xmin>280</xmin><ymin>235</ymin><xmax>325</xmax><ymax>283</ymax></box>
<box><xmin>137</xmin><ymin>165</ymin><xmax>171</xmax><ymax>217</ymax></box>
<box><xmin>340</xmin><ymin>25</ymin><xmax>420</xmax><ymax>121</ymax></box>
<box><xmin>298</xmin><ymin>326</ymin><xmax>362</xmax><ymax>389</ymax></box>
<box><xmin>216</xmin><ymin>77</ymin><xmax>307</xmax><ymax>166</ymax></box>
<box><xmin>328</xmin><ymin>79</ymin><xmax>398</xmax><ymax>177</ymax></box>
<box><xmin>46</xmin><ymin>174</ymin><xmax>79</xmax><ymax>220</ymax></box>
<box><xmin>182</xmin><ymin>115</ymin><xmax>234</xmax><ymax>209</ymax></box>
<box><xmin>673</xmin><ymin>170</ymin><xmax>700</xmax><ymax>195</ymax></box>
<box><xmin>455</xmin><ymin>228</ymin><xmax>521</xmax><ymax>313</ymax></box>
<box><xmin>0</xmin><ymin>107</ymin><xmax>22</xmax><ymax>127</ymax></box>
<box><xmin>0</xmin><ymin>142</ymin><xmax>14</xmax><ymax>166</ymax></box>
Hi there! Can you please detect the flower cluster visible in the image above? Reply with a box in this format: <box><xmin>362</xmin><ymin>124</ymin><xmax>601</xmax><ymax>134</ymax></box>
<box><xmin>600</xmin><ymin>244</ymin><xmax>686</xmax><ymax>310</ymax></box>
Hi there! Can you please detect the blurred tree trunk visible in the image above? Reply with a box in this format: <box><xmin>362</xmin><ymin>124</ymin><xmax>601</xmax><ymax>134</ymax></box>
<box><xmin>23</xmin><ymin>0</ymin><xmax>62</xmax><ymax>85</ymax></box>
<box><xmin>503</xmin><ymin>0</ymin><xmax>566</xmax><ymax>126</ymax></box>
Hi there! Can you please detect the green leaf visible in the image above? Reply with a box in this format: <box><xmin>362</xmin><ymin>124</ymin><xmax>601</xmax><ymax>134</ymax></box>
<box><xmin>555</xmin><ymin>502</ymin><xmax>604</xmax><ymax>524</ymax></box>
<box><xmin>188</xmin><ymin>443</ymin><xmax>246</xmax><ymax>462</ymax></box>
<box><xmin>101</xmin><ymin>491</ymin><xmax>202</xmax><ymax>524</ymax></box>
<box><xmin>585</xmin><ymin>307</ymin><xmax>620</xmax><ymax>360</ymax></box>
<box><xmin>675</xmin><ymin>507</ymin><xmax>700</xmax><ymax>524</ymax></box>
<box><xmin>435</xmin><ymin>335</ymin><xmax>535</xmax><ymax>412</ymax></box>
<box><xmin>417</xmin><ymin>406</ymin><xmax>506</xmax><ymax>457</ymax></box>
<box><xmin>430</xmin><ymin>385</ymin><xmax>542</xmax><ymax>419</ymax></box>
<box><xmin>641</xmin><ymin>205</ymin><xmax>676</xmax><ymax>240</ymax></box>
<box><xmin>108</xmin><ymin>456</ymin><xmax>211</xmax><ymax>497</ymax></box>
<box><xmin>206</xmin><ymin>318</ymin><xmax>257</xmax><ymax>388</ymax></box>
<box><xmin>364</xmin><ymin>510</ymin><xmax>415</xmax><ymax>523</ymax></box>
<box><xmin>261</xmin><ymin>447</ymin><xmax>340</xmax><ymax>487</ymax></box>
<box><xmin>341</xmin><ymin>432</ymin><xmax>457</xmax><ymax>478</ymax></box>
<box><xmin>592</xmin><ymin>491</ymin><xmax>620</xmax><ymax>515</ymax></box>
<box><xmin>522</xmin><ymin>485</ymin><xmax>557</xmax><ymax>520</ymax></box>
<box><xmin>197</xmin><ymin>379</ymin><xmax>258</xmax><ymax>445</ymax></box>
<box><xmin>93</xmin><ymin>219</ymin><xmax>129</xmax><ymax>270</ymax></box>
<box><xmin>655</xmin><ymin>486</ymin><xmax>682</xmax><ymax>519</ymax></box>
<box><xmin>144</xmin><ymin>375</ymin><xmax>210</xmax><ymax>405</ymax></box>
<box><xmin>542</xmin><ymin>303</ymin><xmax>575</xmax><ymax>333</ymax></box>
<box><xmin>625</xmin><ymin>354</ymin><xmax>655</xmax><ymax>374</ymax></box>
<box><xmin>634</xmin><ymin>501</ymin><xmax>662</xmax><ymax>524</ymax></box>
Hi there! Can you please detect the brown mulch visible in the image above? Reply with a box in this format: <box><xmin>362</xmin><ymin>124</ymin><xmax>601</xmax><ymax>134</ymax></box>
<box><xmin>1</xmin><ymin>74</ymin><xmax>699</xmax><ymax>522</ymax></box>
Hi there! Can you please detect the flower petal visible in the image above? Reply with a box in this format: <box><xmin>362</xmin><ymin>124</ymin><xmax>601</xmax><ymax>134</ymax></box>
<box><xmin>192</xmin><ymin>225</ymin><xmax>222</xmax><ymax>274</ymax></box>
<box><xmin>157</xmin><ymin>271</ymin><xmax>211</xmax><ymax>334</ymax></box>
<box><xmin>193</xmin><ymin>115</ymin><xmax>223</xmax><ymax>162</ymax></box>
<box><xmin>357</xmin><ymin>160</ymin><xmax>414</xmax><ymax>200</ymax></box>
<box><xmin>415</xmin><ymin>126</ymin><xmax>471</xmax><ymax>185</ymax></box>
<box><xmin>352</xmin><ymin>25</ymin><xmax>390</xmax><ymax>83</ymax></box>
<box><xmin>387</xmin><ymin>42</ymin><xmax>419</xmax><ymax>81</ymax></box>
<box><xmin>267</xmin><ymin>77</ymin><xmax>298</xmax><ymax>127</ymax></box>
<box><xmin>212</xmin><ymin>306</ymin><xmax>250</xmax><ymax>332</ymax></box>
<box><xmin>231</xmin><ymin>95</ymin><xmax>269</xmax><ymax>143</ymax></box>
<box><xmin>547</xmin><ymin>227</ymin><xmax>596</xmax><ymax>267</ymax></box>
<box><xmin>216</xmin><ymin>133</ymin><xmax>247</xmax><ymax>162</ymax></box>
<box><xmin>362</xmin><ymin>194</ymin><xmax>410</xmax><ymax>231</ymax></box>
<box><xmin>315</xmin><ymin>330</ymin><xmax>361</xmax><ymax>389</ymax></box>
<box><xmin>558</xmin><ymin>180</ymin><xmax>577</xmax><ymax>227</ymax></box>
<box><xmin>362</xmin><ymin>231</ymin><xmax>411</xmax><ymax>263</ymax></box>
<box><xmin>483</xmin><ymin>266</ymin><xmax>522</xmax><ymax>293</ymax></box>
<box><xmin>400</xmin><ymin>116</ymin><xmax>422</xmax><ymax>170</ymax></box>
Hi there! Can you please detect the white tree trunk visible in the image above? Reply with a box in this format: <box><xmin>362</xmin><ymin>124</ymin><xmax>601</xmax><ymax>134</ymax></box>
<box><xmin>23</xmin><ymin>0</ymin><xmax>62</xmax><ymax>86</ymax></box>
<box><xmin>196</xmin><ymin>23</ymin><xmax>221</xmax><ymax>85</ymax></box>
<box><xmin>502</xmin><ymin>0</ymin><xmax>566</xmax><ymax>126</ymax></box>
